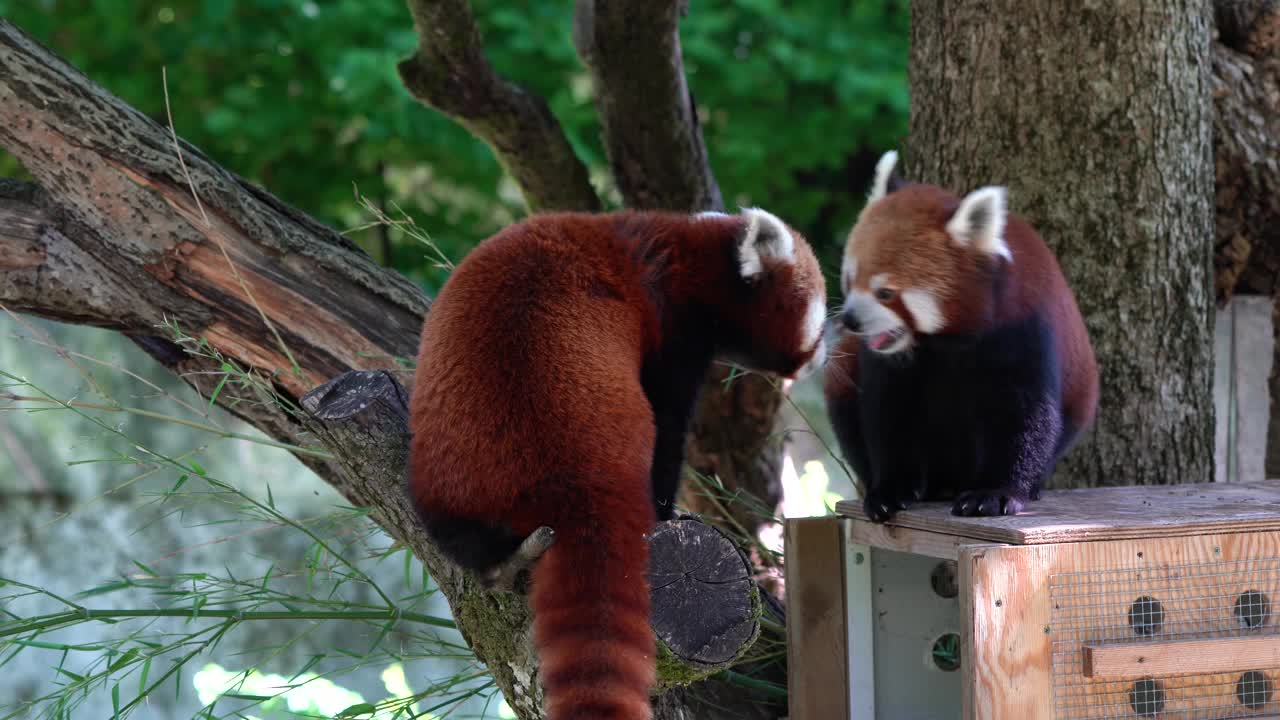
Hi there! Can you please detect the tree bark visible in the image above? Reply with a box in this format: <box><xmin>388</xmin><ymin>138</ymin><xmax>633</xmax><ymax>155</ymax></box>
<box><xmin>397</xmin><ymin>0</ymin><xmax>600</xmax><ymax>212</ymax></box>
<box><xmin>1209</xmin><ymin>0</ymin><xmax>1280</xmax><ymax>478</ymax></box>
<box><xmin>0</xmin><ymin>20</ymin><xmax>770</xmax><ymax>720</ymax></box>
<box><xmin>907</xmin><ymin>0</ymin><xmax>1216</xmax><ymax>487</ymax></box>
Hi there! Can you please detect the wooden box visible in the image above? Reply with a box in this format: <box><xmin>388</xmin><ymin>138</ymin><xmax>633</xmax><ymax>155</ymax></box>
<box><xmin>785</xmin><ymin>481</ymin><xmax>1280</xmax><ymax>720</ymax></box>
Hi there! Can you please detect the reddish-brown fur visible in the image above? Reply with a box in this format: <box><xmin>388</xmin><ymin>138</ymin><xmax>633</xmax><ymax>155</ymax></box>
<box><xmin>408</xmin><ymin>210</ymin><xmax>824</xmax><ymax>719</ymax></box>
<box><xmin>833</xmin><ymin>184</ymin><xmax>1098</xmax><ymax>428</ymax></box>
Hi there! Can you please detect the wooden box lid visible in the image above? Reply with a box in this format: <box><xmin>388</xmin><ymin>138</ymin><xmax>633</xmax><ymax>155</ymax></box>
<box><xmin>834</xmin><ymin>481</ymin><xmax>1280</xmax><ymax>545</ymax></box>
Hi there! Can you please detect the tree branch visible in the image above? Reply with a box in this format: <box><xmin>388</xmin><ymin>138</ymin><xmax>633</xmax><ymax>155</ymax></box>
<box><xmin>397</xmin><ymin>0</ymin><xmax>600</xmax><ymax>212</ymax></box>
<box><xmin>573</xmin><ymin>0</ymin><xmax>722</xmax><ymax>212</ymax></box>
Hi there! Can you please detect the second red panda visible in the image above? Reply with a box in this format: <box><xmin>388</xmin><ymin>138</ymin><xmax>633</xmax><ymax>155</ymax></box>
<box><xmin>825</xmin><ymin>151</ymin><xmax>1099</xmax><ymax>522</ymax></box>
<box><xmin>408</xmin><ymin>209</ymin><xmax>827</xmax><ymax>719</ymax></box>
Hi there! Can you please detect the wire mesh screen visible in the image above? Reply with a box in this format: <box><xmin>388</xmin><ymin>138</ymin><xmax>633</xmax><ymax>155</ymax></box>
<box><xmin>1050</xmin><ymin>556</ymin><xmax>1280</xmax><ymax>719</ymax></box>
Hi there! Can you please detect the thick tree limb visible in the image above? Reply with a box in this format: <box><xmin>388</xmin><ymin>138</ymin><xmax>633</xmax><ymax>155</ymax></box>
<box><xmin>397</xmin><ymin>0</ymin><xmax>600</xmax><ymax>212</ymax></box>
<box><xmin>0</xmin><ymin>20</ymin><xmax>772</xmax><ymax>719</ymax></box>
<box><xmin>573</xmin><ymin>0</ymin><xmax>722</xmax><ymax>212</ymax></box>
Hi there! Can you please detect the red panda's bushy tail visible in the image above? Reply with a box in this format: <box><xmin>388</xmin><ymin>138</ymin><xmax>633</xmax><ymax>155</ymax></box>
<box><xmin>530</xmin><ymin>526</ymin><xmax>655</xmax><ymax>720</ymax></box>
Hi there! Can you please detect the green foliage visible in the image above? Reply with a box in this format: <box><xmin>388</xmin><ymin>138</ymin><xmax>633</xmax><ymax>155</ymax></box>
<box><xmin>0</xmin><ymin>0</ymin><xmax>906</xmax><ymax>295</ymax></box>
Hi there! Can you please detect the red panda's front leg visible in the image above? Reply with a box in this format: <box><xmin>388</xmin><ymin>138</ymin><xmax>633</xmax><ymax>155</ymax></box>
<box><xmin>952</xmin><ymin>380</ymin><xmax>1063</xmax><ymax>517</ymax></box>
<box><xmin>641</xmin><ymin>342</ymin><xmax>715</xmax><ymax>521</ymax></box>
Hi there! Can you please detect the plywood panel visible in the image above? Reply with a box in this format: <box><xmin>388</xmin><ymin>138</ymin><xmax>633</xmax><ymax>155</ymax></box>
<box><xmin>959</xmin><ymin>531</ymin><xmax>1280</xmax><ymax>720</ymax></box>
<box><xmin>868</xmin><ymin>548</ymin><xmax>963</xmax><ymax>718</ymax></box>
<box><xmin>785</xmin><ymin>517</ymin><xmax>850</xmax><ymax>720</ymax></box>
<box><xmin>836</xmin><ymin>480</ymin><xmax>1280</xmax><ymax>546</ymax></box>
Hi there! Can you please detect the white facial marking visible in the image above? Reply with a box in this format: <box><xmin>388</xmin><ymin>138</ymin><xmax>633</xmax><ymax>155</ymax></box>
<box><xmin>737</xmin><ymin>207</ymin><xmax>796</xmax><ymax>278</ymax></box>
<box><xmin>900</xmin><ymin>289</ymin><xmax>945</xmax><ymax>334</ymax></box>
<box><xmin>694</xmin><ymin>211</ymin><xmax>730</xmax><ymax>220</ymax></box>
<box><xmin>844</xmin><ymin>293</ymin><xmax>903</xmax><ymax>336</ymax></box>
<box><xmin>869</xmin><ymin>273</ymin><xmax>890</xmax><ymax>292</ymax></box>
<box><xmin>803</xmin><ymin>295</ymin><xmax>827</xmax><ymax>351</ymax></box>
<box><xmin>867</xmin><ymin>150</ymin><xmax>899</xmax><ymax>204</ymax></box>
<box><xmin>945</xmin><ymin>186</ymin><xmax>1012</xmax><ymax>261</ymax></box>
<box><xmin>844</xmin><ymin>291</ymin><xmax>913</xmax><ymax>355</ymax></box>
<box><xmin>842</xmin><ymin>255</ymin><xmax>858</xmax><ymax>293</ymax></box>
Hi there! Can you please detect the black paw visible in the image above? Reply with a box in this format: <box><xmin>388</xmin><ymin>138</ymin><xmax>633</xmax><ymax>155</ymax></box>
<box><xmin>951</xmin><ymin>490</ymin><xmax>1027</xmax><ymax>517</ymax></box>
<box><xmin>862</xmin><ymin>488</ymin><xmax>915</xmax><ymax>523</ymax></box>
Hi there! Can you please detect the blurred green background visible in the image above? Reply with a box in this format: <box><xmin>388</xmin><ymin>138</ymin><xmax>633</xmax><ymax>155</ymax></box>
<box><xmin>0</xmin><ymin>2</ymin><xmax>906</xmax><ymax>717</ymax></box>
<box><xmin>0</xmin><ymin>0</ymin><xmax>907</xmax><ymax>293</ymax></box>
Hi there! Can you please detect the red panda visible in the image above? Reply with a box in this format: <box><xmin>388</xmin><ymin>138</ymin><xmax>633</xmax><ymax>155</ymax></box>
<box><xmin>407</xmin><ymin>209</ymin><xmax>827</xmax><ymax>719</ymax></box>
<box><xmin>824</xmin><ymin>151</ymin><xmax>1099</xmax><ymax>522</ymax></box>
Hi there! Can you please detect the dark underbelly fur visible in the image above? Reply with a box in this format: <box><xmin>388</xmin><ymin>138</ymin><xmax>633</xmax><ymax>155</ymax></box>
<box><xmin>847</xmin><ymin>313</ymin><xmax>1075</xmax><ymax>522</ymax></box>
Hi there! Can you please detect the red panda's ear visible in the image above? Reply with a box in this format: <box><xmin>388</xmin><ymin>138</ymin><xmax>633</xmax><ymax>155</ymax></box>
<box><xmin>867</xmin><ymin>151</ymin><xmax>905</xmax><ymax>205</ymax></box>
<box><xmin>737</xmin><ymin>207</ymin><xmax>795</xmax><ymax>279</ymax></box>
<box><xmin>945</xmin><ymin>186</ymin><xmax>1012</xmax><ymax>261</ymax></box>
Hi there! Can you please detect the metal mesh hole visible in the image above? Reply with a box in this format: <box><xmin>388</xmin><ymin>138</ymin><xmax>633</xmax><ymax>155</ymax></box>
<box><xmin>1236</xmin><ymin>671</ymin><xmax>1273</xmax><ymax>710</ymax></box>
<box><xmin>1127</xmin><ymin>596</ymin><xmax>1163</xmax><ymax>636</ymax></box>
<box><xmin>1128</xmin><ymin>679</ymin><xmax>1165</xmax><ymax>717</ymax></box>
<box><xmin>1234</xmin><ymin>590</ymin><xmax>1271</xmax><ymax>629</ymax></box>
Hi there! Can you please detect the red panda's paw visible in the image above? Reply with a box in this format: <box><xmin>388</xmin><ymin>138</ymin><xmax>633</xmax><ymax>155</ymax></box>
<box><xmin>950</xmin><ymin>490</ymin><xmax>1028</xmax><ymax>517</ymax></box>
<box><xmin>862</xmin><ymin>487</ymin><xmax>916</xmax><ymax>523</ymax></box>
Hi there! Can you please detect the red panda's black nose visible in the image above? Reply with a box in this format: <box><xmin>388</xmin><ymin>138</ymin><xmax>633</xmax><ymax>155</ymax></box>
<box><xmin>841</xmin><ymin>309</ymin><xmax>861</xmax><ymax>333</ymax></box>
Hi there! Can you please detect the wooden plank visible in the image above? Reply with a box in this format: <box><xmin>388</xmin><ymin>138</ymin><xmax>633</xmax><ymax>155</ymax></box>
<box><xmin>847</xmin><ymin>518</ymin><xmax>972</xmax><ymax>560</ymax></box>
<box><xmin>1083</xmin><ymin>635</ymin><xmax>1280</xmax><ymax>679</ymax></box>
<box><xmin>960</xmin><ymin>530</ymin><xmax>1280</xmax><ymax>720</ymax></box>
<box><xmin>836</xmin><ymin>480</ymin><xmax>1280</xmax><ymax>545</ymax></box>
<box><xmin>785</xmin><ymin>517</ymin><xmax>849</xmax><ymax>720</ymax></box>
<box><xmin>961</xmin><ymin>543</ymin><xmax>1056</xmax><ymax>720</ymax></box>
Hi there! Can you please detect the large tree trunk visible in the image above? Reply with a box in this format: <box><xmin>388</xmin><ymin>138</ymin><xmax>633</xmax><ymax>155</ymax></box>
<box><xmin>907</xmin><ymin>0</ymin><xmax>1216</xmax><ymax>487</ymax></box>
<box><xmin>0</xmin><ymin>19</ymin><xmax>776</xmax><ymax>720</ymax></box>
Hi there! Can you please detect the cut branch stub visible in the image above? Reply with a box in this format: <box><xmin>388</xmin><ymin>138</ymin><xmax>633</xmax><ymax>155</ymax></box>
<box><xmin>649</xmin><ymin>516</ymin><xmax>762</xmax><ymax>688</ymax></box>
<box><xmin>302</xmin><ymin>369</ymin><xmax>409</xmax><ymax>424</ymax></box>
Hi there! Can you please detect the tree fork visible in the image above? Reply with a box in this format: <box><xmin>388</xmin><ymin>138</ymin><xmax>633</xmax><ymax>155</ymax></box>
<box><xmin>397</xmin><ymin>0</ymin><xmax>600</xmax><ymax>213</ymax></box>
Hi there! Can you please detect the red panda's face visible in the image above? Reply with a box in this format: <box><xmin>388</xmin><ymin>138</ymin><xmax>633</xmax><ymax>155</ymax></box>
<box><xmin>715</xmin><ymin>208</ymin><xmax>829</xmax><ymax>379</ymax></box>
<box><xmin>838</xmin><ymin>151</ymin><xmax>1011</xmax><ymax>356</ymax></box>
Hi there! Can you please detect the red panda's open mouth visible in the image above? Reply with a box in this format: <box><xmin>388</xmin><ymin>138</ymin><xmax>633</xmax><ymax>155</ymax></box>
<box><xmin>868</xmin><ymin>327</ymin><xmax>906</xmax><ymax>351</ymax></box>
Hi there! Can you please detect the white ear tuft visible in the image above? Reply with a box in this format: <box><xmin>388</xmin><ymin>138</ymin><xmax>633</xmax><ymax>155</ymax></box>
<box><xmin>945</xmin><ymin>186</ymin><xmax>1011</xmax><ymax>261</ymax></box>
<box><xmin>693</xmin><ymin>210</ymin><xmax>730</xmax><ymax>220</ymax></box>
<box><xmin>737</xmin><ymin>207</ymin><xmax>795</xmax><ymax>278</ymax></box>
<box><xmin>867</xmin><ymin>151</ymin><xmax>899</xmax><ymax>204</ymax></box>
